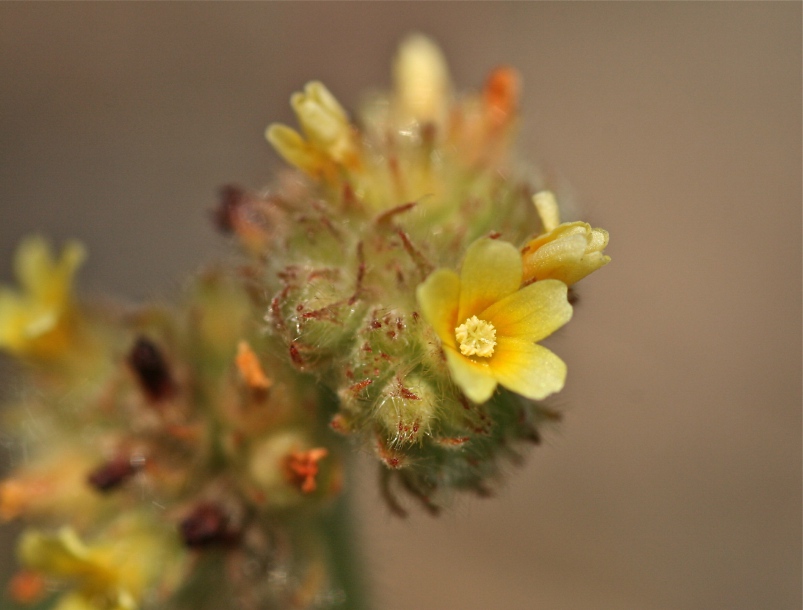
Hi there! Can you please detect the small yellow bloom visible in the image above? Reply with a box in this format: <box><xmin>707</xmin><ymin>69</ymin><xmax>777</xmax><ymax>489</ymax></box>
<box><xmin>522</xmin><ymin>191</ymin><xmax>610</xmax><ymax>286</ymax></box>
<box><xmin>417</xmin><ymin>238</ymin><xmax>573</xmax><ymax>403</ymax></box>
<box><xmin>0</xmin><ymin>236</ymin><xmax>86</xmax><ymax>358</ymax></box>
<box><xmin>18</xmin><ymin>523</ymin><xmax>174</xmax><ymax>610</ymax></box>
<box><xmin>19</xmin><ymin>528</ymin><xmax>134</xmax><ymax>610</ymax></box>
<box><xmin>266</xmin><ymin>81</ymin><xmax>357</xmax><ymax>178</ymax></box>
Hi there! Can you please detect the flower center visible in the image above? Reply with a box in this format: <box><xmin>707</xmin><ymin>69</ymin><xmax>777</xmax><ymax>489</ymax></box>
<box><xmin>455</xmin><ymin>315</ymin><xmax>497</xmax><ymax>358</ymax></box>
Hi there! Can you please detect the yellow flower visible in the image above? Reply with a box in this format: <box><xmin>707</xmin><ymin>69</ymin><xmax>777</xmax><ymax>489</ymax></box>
<box><xmin>522</xmin><ymin>191</ymin><xmax>610</xmax><ymax>286</ymax></box>
<box><xmin>266</xmin><ymin>81</ymin><xmax>357</xmax><ymax>178</ymax></box>
<box><xmin>417</xmin><ymin>237</ymin><xmax>573</xmax><ymax>403</ymax></box>
<box><xmin>18</xmin><ymin>523</ymin><xmax>176</xmax><ymax>610</ymax></box>
<box><xmin>0</xmin><ymin>236</ymin><xmax>86</xmax><ymax>358</ymax></box>
<box><xmin>19</xmin><ymin>528</ymin><xmax>134</xmax><ymax>610</ymax></box>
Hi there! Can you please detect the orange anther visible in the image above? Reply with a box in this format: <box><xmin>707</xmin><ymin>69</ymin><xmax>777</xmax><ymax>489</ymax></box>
<box><xmin>284</xmin><ymin>448</ymin><xmax>329</xmax><ymax>493</ymax></box>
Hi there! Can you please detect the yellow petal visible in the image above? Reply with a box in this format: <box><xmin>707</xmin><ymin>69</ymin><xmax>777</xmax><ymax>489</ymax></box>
<box><xmin>490</xmin><ymin>337</ymin><xmax>567</xmax><ymax>400</ymax></box>
<box><xmin>457</xmin><ymin>238</ymin><xmax>522</xmax><ymax>323</ymax></box>
<box><xmin>291</xmin><ymin>82</ymin><xmax>352</xmax><ymax>162</ymax></box>
<box><xmin>266</xmin><ymin>123</ymin><xmax>320</xmax><ymax>175</ymax></box>
<box><xmin>18</xmin><ymin>527</ymin><xmax>94</xmax><ymax>578</ymax></box>
<box><xmin>587</xmin><ymin>227</ymin><xmax>609</xmax><ymax>252</ymax></box>
<box><xmin>480</xmin><ymin>279</ymin><xmax>572</xmax><ymax>343</ymax></box>
<box><xmin>532</xmin><ymin>191</ymin><xmax>561</xmax><ymax>233</ymax></box>
<box><xmin>14</xmin><ymin>237</ymin><xmax>86</xmax><ymax>305</ymax></box>
<box><xmin>444</xmin><ymin>346</ymin><xmax>497</xmax><ymax>403</ymax></box>
<box><xmin>295</xmin><ymin>81</ymin><xmax>349</xmax><ymax>128</ymax></box>
<box><xmin>393</xmin><ymin>34</ymin><xmax>451</xmax><ymax>122</ymax></box>
<box><xmin>0</xmin><ymin>289</ymin><xmax>26</xmax><ymax>349</ymax></box>
<box><xmin>523</xmin><ymin>233</ymin><xmax>586</xmax><ymax>284</ymax></box>
<box><xmin>14</xmin><ymin>236</ymin><xmax>53</xmax><ymax>296</ymax></box>
<box><xmin>53</xmin><ymin>592</ymin><xmax>100</xmax><ymax>610</ymax></box>
<box><xmin>416</xmin><ymin>268</ymin><xmax>460</xmax><ymax>348</ymax></box>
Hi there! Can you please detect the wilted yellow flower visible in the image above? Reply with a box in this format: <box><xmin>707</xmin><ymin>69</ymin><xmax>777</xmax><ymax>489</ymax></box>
<box><xmin>0</xmin><ymin>236</ymin><xmax>85</xmax><ymax>359</ymax></box>
<box><xmin>417</xmin><ymin>237</ymin><xmax>573</xmax><ymax>403</ymax></box>
<box><xmin>522</xmin><ymin>191</ymin><xmax>610</xmax><ymax>286</ymax></box>
<box><xmin>266</xmin><ymin>81</ymin><xmax>357</xmax><ymax>179</ymax></box>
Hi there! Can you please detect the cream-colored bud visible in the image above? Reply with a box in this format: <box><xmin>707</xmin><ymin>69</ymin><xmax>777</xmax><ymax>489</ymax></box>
<box><xmin>522</xmin><ymin>221</ymin><xmax>610</xmax><ymax>286</ymax></box>
<box><xmin>532</xmin><ymin>191</ymin><xmax>561</xmax><ymax>233</ymax></box>
<box><xmin>290</xmin><ymin>81</ymin><xmax>354</xmax><ymax>164</ymax></box>
<box><xmin>393</xmin><ymin>34</ymin><xmax>451</xmax><ymax>123</ymax></box>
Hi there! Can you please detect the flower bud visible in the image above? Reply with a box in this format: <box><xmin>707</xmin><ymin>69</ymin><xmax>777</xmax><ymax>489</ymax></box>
<box><xmin>393</xmin><ymin>34</ymin><xmax>451</xmax><ymax>123</ymax></box>
<box><xmin>522</xmin><ymin>221</ymin><xmax>610</xmax><ymax>286</ymax></box>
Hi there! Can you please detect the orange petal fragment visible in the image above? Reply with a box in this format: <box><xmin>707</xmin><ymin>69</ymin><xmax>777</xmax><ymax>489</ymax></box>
<box><xmin>236</xmin><ymin>341</ymin><xmax>272</xmax><ymax>390</ymax></box>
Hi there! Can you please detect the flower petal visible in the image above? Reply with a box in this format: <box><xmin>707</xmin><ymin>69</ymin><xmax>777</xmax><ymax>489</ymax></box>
<box><xmin>480</xmin><ymin>279</ymin><xmax>572</xmax><ymax>343</ymax></box>
<box><xmin>444</xmin><ymin>346</ymin><xmax>498</xmax><ymax>403</ymax></box>
<box><xmin>490</xmin><ymin>337</ymin><xmax>567</xmax><ymax>400</ymax></box>
<box><xmin>266</xmin><ymin>124</ymin><xmax>321</xmax><ymax>175</ymax></box>
<box><xmin>14</xmin><ymin>236</ymin><xmax>53</xmax><ymax>296</ymax></box>
<box><xmin>457</xmin><ymin>238</ymin><xmax>522</xmax><ymax>323</ymax></box>
<box><xmin>416</xmin><ymin>268</ymin><xmax>460</xmax><ymax>348</ymax></box>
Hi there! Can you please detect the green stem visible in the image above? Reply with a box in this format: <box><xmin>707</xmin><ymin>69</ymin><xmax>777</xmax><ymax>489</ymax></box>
<box><xmin>318</xmin><ymin>480</ymin><xmax>370</xmax><ymax>610</ymax></box>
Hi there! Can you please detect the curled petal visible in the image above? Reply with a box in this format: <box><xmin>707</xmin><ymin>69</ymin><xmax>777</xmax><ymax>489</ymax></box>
<box><xmin>457</xmin><ymin>238</ymin><xmax>522</xmax><ymax>323</ymax></box>
<box><xmin>480</xmin><ymin>279</ymin><xmax>572</xmax><ymax>343</ymax></box>
<box><xmin>265</xmin><ymin>124</ymin><xmax>322</xmax><ymax>176</ymax></box>
<box><xmin>290</xmin><ymin>81</ymin><xmax>353</xmax><ymax>164</ymax></box>
<box><xmin>522</xmin><ymin>222</ymin><xmax>610</xmax><ymax>286</ymax></box>
<box><xmin>490</xmin><ymin>337</ymin><xmax>567</xmax><ymax>400</ymax></box>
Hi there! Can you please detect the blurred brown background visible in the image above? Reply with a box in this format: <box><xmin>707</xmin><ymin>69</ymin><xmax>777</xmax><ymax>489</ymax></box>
<box><xmin>0</xmin><ymin>3</ymin><xmax>800</xmax><ymax>609</ymax></box>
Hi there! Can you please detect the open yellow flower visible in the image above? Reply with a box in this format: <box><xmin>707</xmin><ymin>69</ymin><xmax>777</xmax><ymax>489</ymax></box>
<box><xmin>19</xmin><ymin>522</ymin><xmax>177</xmax><ymax>610</ymax></box>
<box><xmin>522</xmin><ymin>191</ymin><xmax>610</xmax><ymax>286</ymax></box>
<box><xmin>0</xmin><ymin>236</ymin><xmax>86</xmax><ymax>358</ymax></box>
<box><xmin>20</xmin><ymin>527</ymin><xmax>136</xmax><ymax>610</ymax></box>
<box><xmin>417</xmin><ymin>238</ymin><xmax>573</xmax><ymax>403</ymax></box>
<box><xmin>266</xmin><ymin>81</ymin><xmax>358</xmax><ymax>179</ymax></box>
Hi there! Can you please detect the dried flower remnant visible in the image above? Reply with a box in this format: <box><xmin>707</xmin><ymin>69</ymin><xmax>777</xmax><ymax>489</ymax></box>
<box><xmin>87</xmin><ymin>457</ymin><xmax>139</xmax><ymax>493</ymax></box>
<box><xmin>179</xmin><ymin>503</ymin><xmax>239</xmax><ymax>549</ymax></box>
<box><xmin>127</xmin><ymin>336</ymin><xmax>176</xmax><ymax>402</ymax></box>
<box><xmin>236</xmin><ymin>340</ymin><xmax>272</xmax><ymax>390</ymax></box>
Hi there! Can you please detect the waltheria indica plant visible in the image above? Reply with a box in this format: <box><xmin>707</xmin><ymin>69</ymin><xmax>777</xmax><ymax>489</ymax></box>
<box><xmin>0</xmin><ymin>35</ymin><xmax>609</xmax><ymax>610</ymax></box>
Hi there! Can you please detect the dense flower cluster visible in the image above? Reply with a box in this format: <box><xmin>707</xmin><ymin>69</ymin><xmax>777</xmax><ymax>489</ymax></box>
<box><xmin>0</xmin><ymin>35</ymin><xmax>608</xmax><ymax>610</ymax></box>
